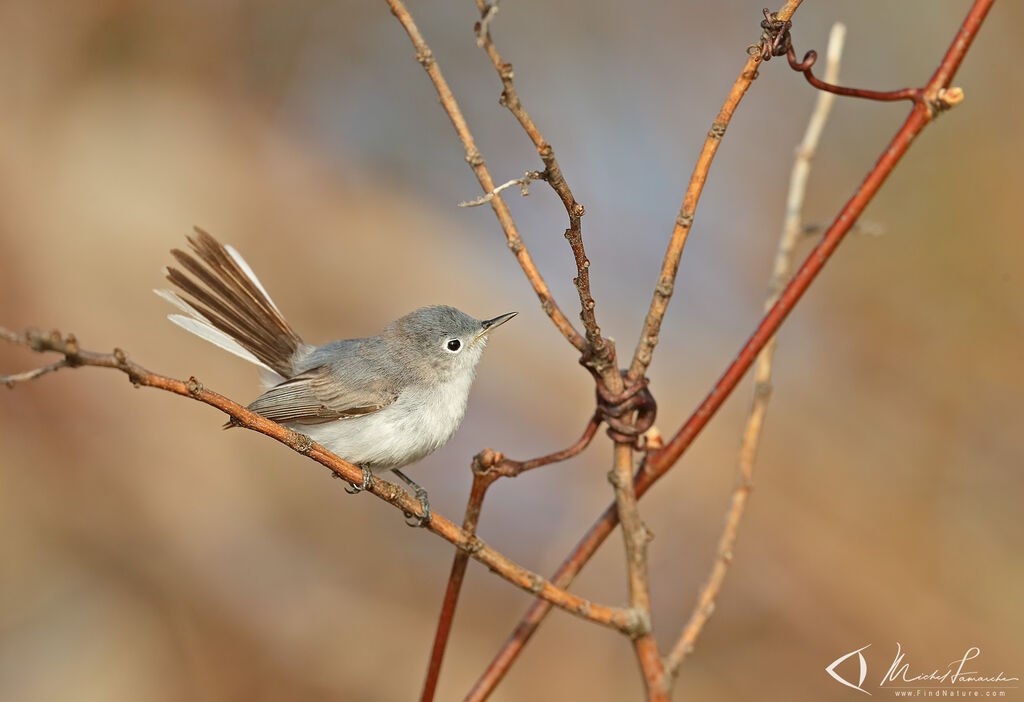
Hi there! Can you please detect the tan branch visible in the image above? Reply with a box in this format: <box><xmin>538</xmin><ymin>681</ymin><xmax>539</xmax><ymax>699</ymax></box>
<box><xmin>385</xmin><ymin>0</ymin><xmax>586</xmax><ymax>352</ymax></box>
<box><xmin>1</xmin><ymin>326</ymin><xmax>640</xmax><ymax>634</ymax></box>
<box><xmin>610</xmin><ymin>442</ymin><xmax>666</xmax><ymax>700</ymax></box>
<box><xmin>628</xmin><ymin>1</ymin><xmax>806</xmax><ymax>381</ymax></box>
<box><xmin>472</xmin><ymin>0</ymin><xmax>620</xmax><ymax>389</ymax></box>
<box><xmin>665</xmin><ymin>21</ymin><xmax>847</xmax><ymax>681</ymax></box>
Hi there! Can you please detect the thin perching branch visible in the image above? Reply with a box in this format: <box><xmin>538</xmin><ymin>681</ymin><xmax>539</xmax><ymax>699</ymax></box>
<box><xmin>466</xmin><ymin>2</ymin><xmax>990</xmax><ymax>697</ymax></box>
<box><xmin>665</xmin><ymin>21</ymin><xmax>847</xmax><ymax>681</ymax></box>
<box><xmin>0</xmin><ymin>326</ymin><xmax>644</xmax><ymax>636</ymax></box>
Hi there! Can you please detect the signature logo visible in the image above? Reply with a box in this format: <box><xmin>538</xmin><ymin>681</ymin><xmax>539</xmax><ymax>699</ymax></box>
<box><xmin>826</xmin><ymin>644</ymin><xmax>872</xmax><ymax>695</ymax></box>
<box><xmin>826</xmin><ymin>643</ymin><xmax>1019</xmax><ymax>695</ymax></box>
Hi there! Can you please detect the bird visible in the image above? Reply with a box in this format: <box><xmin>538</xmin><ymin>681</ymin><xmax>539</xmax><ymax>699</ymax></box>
<box><xmin>155</xmin><ymin>228</ymin><xmax>516</xmax><ymax>524</ymax></box>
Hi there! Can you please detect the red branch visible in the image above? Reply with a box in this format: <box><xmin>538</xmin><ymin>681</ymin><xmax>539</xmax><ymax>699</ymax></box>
<box><xmin>465</xmin><ymin>1</ymin><xmax>993</xmax><ymax>697</ymax></box>
<box><xmin>420</xmin><ymin>414</ymin><xmax>600</xmax><ymax>702</ymax></box>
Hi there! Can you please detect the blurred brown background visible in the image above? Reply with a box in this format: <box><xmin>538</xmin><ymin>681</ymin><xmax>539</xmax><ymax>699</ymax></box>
<box><xmin>1</xmin><ymin>1</ymin><xmax>1021</xmax><ymax>700</ymax></box>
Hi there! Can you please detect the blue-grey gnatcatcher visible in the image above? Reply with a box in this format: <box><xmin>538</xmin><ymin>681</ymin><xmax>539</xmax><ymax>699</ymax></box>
<box><xmin>155</xmin><ymin>229</ymin><xmax>515</xmax><ymax>524</ymax></box>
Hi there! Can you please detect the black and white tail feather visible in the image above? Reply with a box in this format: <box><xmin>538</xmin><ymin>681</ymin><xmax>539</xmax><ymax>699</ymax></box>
<box><xmin>154</xmin><ymin>227</ymin><xmax>311</xmax><ymax>390</ymax></box>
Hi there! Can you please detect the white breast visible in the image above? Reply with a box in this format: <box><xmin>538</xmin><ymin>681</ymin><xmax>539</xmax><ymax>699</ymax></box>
<box><xmin>288</xmin><ymin>370</ymin><xmax>475</xmax><ymax>472</ymax></box>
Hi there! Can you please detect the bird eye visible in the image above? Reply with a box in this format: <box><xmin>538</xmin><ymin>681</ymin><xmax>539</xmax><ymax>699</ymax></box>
<box><xmin>446</xmin><ymin>339</ymin><xmax>461</xmax><ymax>352</ymax></box>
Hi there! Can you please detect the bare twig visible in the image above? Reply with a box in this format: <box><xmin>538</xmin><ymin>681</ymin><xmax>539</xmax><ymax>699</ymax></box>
<box><xmin>472</xmin><ymin>0</ymin><xmax>620</xmax><ymax>389</ymax></box>
<box><xmin>420</xmin><ymin>467</ymin><xmax>494</xmax><ymax>702</ymax></box>
<box><xmin>628</xmin><ymin>1</ymin><xmax>806</xmax><ymax>381</ymax></box>
<box><xmin>2</xmin><ymin>357</ymin><xmax>69</xmax><ymax>386</ymax></box>
<box><xmin>665</xmin><ymin>22</ymin><xmax>847</xmax><ymax>681</ymax></box>
<box><xmin>385</xmin><ymin>0</ymin><xmax>586</xmax><ymax>352</ymax></box>
<box><xmin>420</xmin><ymin>414</ymin><xmax>600</xmax><ymax>702</ymax></box>
<box><xmin>610</xmin><ymin>442</ymin><xmax>665</xmax><ymax>700</ymax></box>
<box><xmin>0</xmin><ymin>327</ymin><xmax>642</xmax><ymax>634</ymax></box>
<box><xmin>467</xmin><ymin>2</ymin><xmax>992</xmax><ymax>696</ymax></box>
<box><xmin>457</xmin><ymin>170</ymin><xmax>544</xmax><ymax>208</ymax></box>
<box><xmin>474</xmin><ymin>1</ymin><xmax>499</xmax><ymax>47</ymax></box>
<box><xmin>787</xmin><ymin>44</ymin><xmax>919</xmax><ymax>103</ymax></box>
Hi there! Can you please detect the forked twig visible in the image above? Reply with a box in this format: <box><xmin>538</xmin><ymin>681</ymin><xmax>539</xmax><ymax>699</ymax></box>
<box><xmin>385</xmin><ymin>0</ymin><xmax>586</xmax><ymax>352</ymax></box>
<box><xmin>472</xmin><ymin>0</ymin><xmax>620</xmax><ymax>390</ymax></box>
<box><xmin>665</xmin><ymin>21</ymin><xmax>847</xmax><ymax>680</ymax></box>
<box><xmin>467</xmin><ymin>5</ymin><xmax>667</xmax><ymax>691</ymax></box>
<box><xmin>466</xmin><ymin>2</ymin><xmax>991</xmax><ymax>697</ymax></box>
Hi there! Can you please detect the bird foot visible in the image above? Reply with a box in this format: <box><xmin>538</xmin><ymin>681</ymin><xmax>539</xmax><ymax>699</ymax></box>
<box><xmin>345</xmin><ymin>466</ymin><xmax>375</xmax><ymax>494</ymax></box>
<box><xmin>394</xmin><ymin>469</ymin><xmax>432</xmax><ymax>527</ymax></box>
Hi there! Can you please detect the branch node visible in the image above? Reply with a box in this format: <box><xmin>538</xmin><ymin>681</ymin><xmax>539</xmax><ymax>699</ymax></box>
<box><xmin>416</xmin><ymin>48</ymin><xmax>435</xmax><ymax>68</ymax></box>
<box><xmin>471</xmin><ymin>447</ymin><xmax>504</xmax><ymax>476</ymax></box>
<box><xmin>292</xmin><ymin>432</ymin><xmax>315</xmax><ymax>454</ymax></box>
<box><xmin>708</xmin><ymin>120</ymin><xmax>728</xmax><ymax>139</ymax></box>
<box><xmin>747</xmin><ymin>8</ymin><xmax>793</xmax><ymax>62</ymax></box>
<box><xmin>63</xmin><ymin>333</ymin><xmax>79</xmax><ymax>361</ymax></box>
<box><xmin>465</xmin><ymin>148</ymin><xmax>484</xmax><ymax>168</ymax></box>
<box><xmin>676</xmin><ymin>211</ymin><xmax>694</xmax><ymax>229</ymax></box>
<box><xmin>459</xmin><ymin>535</ymin><xmax>486</xmax><ymax>555</ymax></box>
<box><xmin>929</xmin><ymin>86</ymin><xmax>965</xmax><ymax>115</ymax></box>
<box><xmin>624</xmin><ymin>608</ymin><xmax>653</xmax><ymax>638</ymax></box>
<box><xmin>186</xmin><ymin>376</ymin><xmax>203</xmax><ymax>397</ymax></box>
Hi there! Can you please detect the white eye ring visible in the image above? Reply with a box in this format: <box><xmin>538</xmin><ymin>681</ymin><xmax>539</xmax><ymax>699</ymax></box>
<box><xmin>445</xmin><ymin>339</ymin><xmax>462</xmax><ymax>352</ymax></box>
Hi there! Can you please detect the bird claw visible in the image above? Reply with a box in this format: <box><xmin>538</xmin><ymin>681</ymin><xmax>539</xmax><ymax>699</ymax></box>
<box><xmin>394</xmin><ymin>469</ymin><xmax>432</xmax><ymax>527</ymax></box>
<box><xmin>402</xmin><ymin>488</ymin><xmax>431</xmax><ymax>527</ymax></box>
<box><xmin>345</xmin><ymin>467</ymin><xmax>375</xmax><ymax>494</ymax></box>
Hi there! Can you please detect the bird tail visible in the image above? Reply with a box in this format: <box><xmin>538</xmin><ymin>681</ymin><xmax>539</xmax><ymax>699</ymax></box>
<box><xmin>155</xmin><ymin>227</ymin><xmax>307</xmax><ymax>379</ymax></box>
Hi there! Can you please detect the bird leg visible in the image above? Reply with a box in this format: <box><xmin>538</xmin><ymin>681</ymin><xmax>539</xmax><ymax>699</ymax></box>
<box><xmin>393</xmin><ymin>469</ymin><xmax>432</xmax><ymax>527</ymax></box>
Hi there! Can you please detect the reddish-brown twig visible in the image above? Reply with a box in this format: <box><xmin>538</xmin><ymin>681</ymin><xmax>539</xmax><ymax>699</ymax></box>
<box><xmin>628</xmin><ymin>0</ymin><xmax>805</xmax><ymax>381</ymax></box>
<box><xmin>420</xmin><ymin>413</ymin><xmax>600</xmax><ymax>702</ymax></box>
<box><xmin>665</xmin><ymin>22</ymin><xmax>847</xmax><ymax>681</ymax></box>
<box><xmin>787</xmin><ymin>47</ymin><xmax>920</xmax><ymax>103</ymax></box>
<box><xmin>0</xmin><ymin>327</ymin><xmax>642</xmax><ymax>634</ymax></box>
<box><xmin>384</xmin><ymin>0</ymin><xmax>585</xmax><ymax>353</ymax></box>
<box><xmin>467</xmin><ymin>1</ymin><xmax>991</xmax><ymax>696</ymax></box>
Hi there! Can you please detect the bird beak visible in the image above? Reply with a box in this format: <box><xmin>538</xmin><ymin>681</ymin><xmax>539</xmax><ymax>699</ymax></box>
<box><xmin>475</xmin><ymin>312</ymin><xmax>517</xmax><ymax>342</ymax></box>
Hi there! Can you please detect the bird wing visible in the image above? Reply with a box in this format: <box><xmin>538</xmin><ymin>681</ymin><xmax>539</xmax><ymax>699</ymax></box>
<box><xmin>245</xmin><ymin>364</ymin><xmax>398</xmax><ymax>425</ymax></box>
